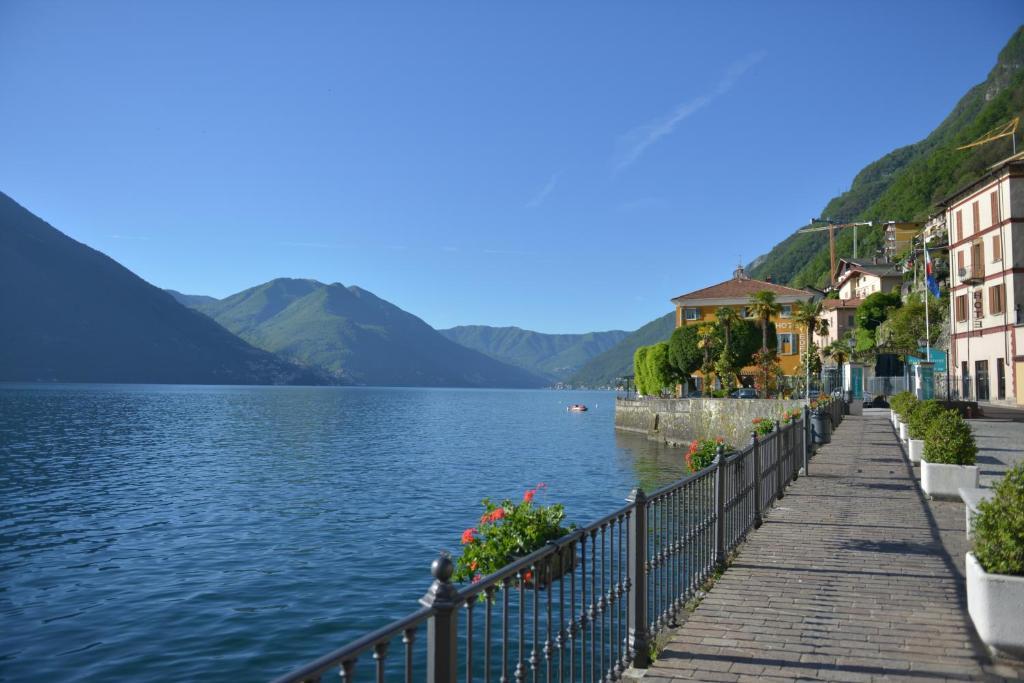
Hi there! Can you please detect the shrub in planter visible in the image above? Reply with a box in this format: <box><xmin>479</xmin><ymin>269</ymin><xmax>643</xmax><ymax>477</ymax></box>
<box><xmin>455</xmin><ymin>484</ymin><xmax>575</xmax><ymax>585</ymax></box>
<box><xmin>907</xmin><ymin>400</ymin><xmax>944</xmax><ymax>440</ymax></box>
<box><xmin>889</xmin><ymin>391</ymin><xmax>917</xmax><ymax>420</ymax></box>
<box><xmin>967</xmin><ymin>463</ymin><xmax>1024</xmax><ymax>657</ymax></box>
<box><xmin>973</xmin><ymin>463</ymin><xmax>1024</xmax><ymax>576</ymax></box>
<box><xmin>921</xmin><ymin>409</ymin><xmax>978</xmax><ymax>499</ymax></box>
<box><xmin>685</xmin><ymin>437</ymin><xmax>729</xmax><ymax>473</ymax></box>
<box><xmin>922</xmin><ymin>409</ymin><xmax>977</xmax><ymax>465</ymax></box>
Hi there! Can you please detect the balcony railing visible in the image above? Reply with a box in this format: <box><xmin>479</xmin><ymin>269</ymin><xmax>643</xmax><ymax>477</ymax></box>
<box><xmin>958</xmin><ymin>264</ymin><xmax>984</xmax><ymax>284</ymax></box>
<box><xmin>271</xmin><ymin>406</ymin><xmax>837</xmax><ymax>683</ymax></box>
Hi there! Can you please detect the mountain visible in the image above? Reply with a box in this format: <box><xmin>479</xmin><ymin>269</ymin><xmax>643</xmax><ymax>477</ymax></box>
<box><xmin>750</xmin><ymin>26</ymin><xmax>1024</xmax><ymax>289</ymax></box>
<box><xmin>0</xmin><ymin>192</ymin><xmax>324</xmax><ymax>385</ymax></box>
<box><xmin>176</xmin><ymin>279</ymin><xmax>548</xmax><ymax>388</ymax></box>
<box><xmin>567</xmin><ymin>312</ymin><xmax>676</xmax><ymax>387</ymax></box>
<box><xmin>438</xmin><ymin>325</ymin><xmax>629</xmax><ymax>382</ymax></box>
<box><xmin>166</xmin><ymin>289</ymin><xmax>219</xmax><ymax>309</ymax></box>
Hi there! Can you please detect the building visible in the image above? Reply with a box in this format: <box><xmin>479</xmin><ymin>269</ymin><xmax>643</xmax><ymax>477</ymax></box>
<box><xmin>819</xmin><ymin>297</ymin><xmax>860</xmax><ymax>347</ymax></box>
<box><xmin>671</xmin><ymin>266</ymin><xmax>815</xmax><ymax>387</ymax></box>
<box><xmin>832</xmin><ymin>258</ymin><xmax>903</xmax><ymax>300</ymax></box>
<box><xmin>882</xmin><ymin>221</ymin><xmax>922</xmax><ymax>262</ymax></box>
<box><xmin>942</xmin><ymin>157</ymin><xmax>1024</xmax><ymax>406</ymax></box>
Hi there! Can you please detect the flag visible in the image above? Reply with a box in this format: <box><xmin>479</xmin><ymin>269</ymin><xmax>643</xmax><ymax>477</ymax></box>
<box><xmin>924</xmin><ymin>244</ymin><xmax>941</xmax><ymax>298</ymax></box>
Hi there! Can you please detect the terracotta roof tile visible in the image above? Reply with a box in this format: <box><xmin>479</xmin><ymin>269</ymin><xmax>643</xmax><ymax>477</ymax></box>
<box><xmin>672</xmin><ymin>277</ymin><xmax>810</xmax><ymax>303</ymax></box>
<box><xmin>821</xmin><ymin>297</ymin><xmax>862</xmax><ymax>309</ymax></box>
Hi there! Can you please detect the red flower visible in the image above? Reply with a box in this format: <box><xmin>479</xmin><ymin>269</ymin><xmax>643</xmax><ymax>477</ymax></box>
<box><xmin>522</xmin><ymin>570</ymin><xmax>533</xmax><ymax>583</ymax></box>
<box><xmin>472</xmin><ymin>574</ymin><xmax>482</xmax><ymax>583</ymax></box>
<box><xmin>752</xmin><ymin>418</ymin><xmax>762</xmax><ymax>424</ymax></box>
<box><xmin>481</xmin><ymin>508</ymin><xmax>506</xmax><ymax>524</ymax></box>
<box><xmin>469</xmin><ymin>560</ymin><xmax>478</xmax><ymax>571</ymax></box>
<box><xmin>716</xmin><ymin>437</ymin><xmax>724</xmax><ymax>444</ymax></box>
<box><xmin>523</xmin><ymin>489</ymin><xmax>536</xmax><ymax>503</ymax></box>
<box><xmin>461</xmin><ymin>527</ymin><xmax>477</xmax><ymax>544</ymax></box>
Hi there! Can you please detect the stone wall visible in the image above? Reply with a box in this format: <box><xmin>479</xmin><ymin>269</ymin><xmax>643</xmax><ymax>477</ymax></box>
<box><xmin>614</xmin><ymin>397</ymin><xmax>804</xmax><ymax>448</ymax></box>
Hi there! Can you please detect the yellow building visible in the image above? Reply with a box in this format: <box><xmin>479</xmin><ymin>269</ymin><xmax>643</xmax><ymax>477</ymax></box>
<box><xmin>670</xmin><ymin>266</ymin><xmax>815</xmax><ymax>385</ymax></box>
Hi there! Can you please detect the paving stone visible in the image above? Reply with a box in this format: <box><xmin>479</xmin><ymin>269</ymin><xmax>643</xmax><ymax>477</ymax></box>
<box><xmin>643</xmin><ymin>411</ymin><xmax>1023</xmax><ymax>682</ymax></box>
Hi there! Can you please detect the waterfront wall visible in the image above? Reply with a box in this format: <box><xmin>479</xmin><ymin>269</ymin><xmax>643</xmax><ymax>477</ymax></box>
<box><xmin>615</xmin><ymin>397</ymin><xmax>804</xmax><ymax>447</ymax></box>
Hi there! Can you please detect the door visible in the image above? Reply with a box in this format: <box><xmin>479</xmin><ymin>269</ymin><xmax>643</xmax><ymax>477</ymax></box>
<box><xmin>976</xmin><ymin>360</ymin><xmax>990</xmax><ymax>401</ymax></box>
<box><xmin>1015</xmin><ymin>362</ymin><xmax>1024</xmax><ymax>405</ymax></box>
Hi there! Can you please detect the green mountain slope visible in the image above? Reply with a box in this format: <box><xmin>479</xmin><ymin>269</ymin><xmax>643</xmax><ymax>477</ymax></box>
<box><xmin>438</xmin><ymin>325</ymin><xmax>629</xmax><ymax>382</ymax></box>
<box><xmin>750</xmin><ymin>26</ymin><xmax>1024</xmax><ymax>289</ymax></box>
<box><xmin>567</xmin><ymin>312</ymin><xmax>676</xmax><ymax>387</ymax></box>
<box><xmin>0</xmin><ymin>192</ymin><xmax>324</xmax><ymax>385</ymax></box>
<box><xmin>178</xmin><ymin>279</ymin><xmax>548</xmax><ymax>388</ymax></box>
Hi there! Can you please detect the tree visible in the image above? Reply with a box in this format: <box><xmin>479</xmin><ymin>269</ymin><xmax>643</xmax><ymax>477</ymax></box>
<box><xmin>714</xmin><ymin>307</ymin><xmax>742</xmax><ymax>390</ymax></box>
<box><xmin>667</xmin><ymin>325</ymin><xmax>702</xmax><ymax>380</ymax></box>
<box><xmin>696</xmin><ymin>323</ymin><xmax>719</xmax><ymax>389</ymax></box>
<box><xmin>748</xmin><ymin>291</ymin><xmax>781</xmax><ymax>352</ymax></box>
<box><xmin>855</xmin><ymin>291</ymin><xmax>902</xmax><ymax>332</ymax></box>
<box><xmin>826</xmin><ymin>341</ymin><xmax>850</xmax><ymax>367</ymax></box>
<box><xmin>634</xmin><ymin>346</ymin><xmax>652</xmax><ymax>395</ymax></box>
<box><xmin>731</xmin><ymin>318</ymin><xmax>775</xmax><ymax>369</ymax></box>
<box><xmin>645</xmin><ymin>342</ymin><xmax>676</xmax><ymax>395</ymax></box>
<box><xmin>748</xmin><ymin>291</ymin><xmax>781</xmax><ymax>392</ymax></box>
<box><xmin>876</xmin><ymin>292</ymin><xmax>946</xmax><ymax>359</ymax></box>
<box><xmin>816</xmin><ymin>317</ymin><xmax>831</xmax><ymax>347</ymax></box>
<box><xmin>793</xmin><ymin>299</ymin><xmax>823</xmax><ymax>400</ymax></box>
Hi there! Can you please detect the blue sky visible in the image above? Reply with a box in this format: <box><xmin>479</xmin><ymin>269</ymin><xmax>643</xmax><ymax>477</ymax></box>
<box><xmin>1</xmin><ymin>2</ymin><xmax>1019</xmax><ymax>333</ymax></box>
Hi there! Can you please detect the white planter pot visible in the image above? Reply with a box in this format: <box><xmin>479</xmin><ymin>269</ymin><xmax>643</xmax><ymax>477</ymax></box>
<box><xmin>908</xmin><ymin>439</ymin><xmax>924</xmax><ymax>464</ymax></box>
<box><xmin>921</xmin><ymin>460</ymin><xmax>978</xmax><ymax>500</ymax></box>
<box><xmin>967</xmin><ymin>552</ymin><xmax>1024</xmax><ymax>658</ymax></box>
<box><xmin>898</xmin><ymin>421</ymin><xmax>908</xmax><ymax>441</ymax></box>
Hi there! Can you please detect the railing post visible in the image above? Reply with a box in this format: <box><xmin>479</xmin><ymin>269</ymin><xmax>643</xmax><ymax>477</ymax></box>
<box><xmin>626</xmin><ymin>487</ymin><xmax>650</xmax><ymax>668</ymax></box>
<box><xmin>714</xmin><ymin>445</ymin><xmax>726</xmax><ymax>568</ymax></box>
<box><xmin>751</xmin><ymin>431</ymin><xmax>762</xmax><ymax>528</ymax></box>
<box><xmin>774</xmin><ymin>421</ymin><xmax>785</xmax><ymax>500</ymax></box>
<box><xmin>803</xmin><ymin>406</ymin><xmax>811</xmax><ymax>476</ymax></box>
<box><xmin>420</xmin><ymin>553</ymin><xmax>459</xmax><ymax>683</ymax></box>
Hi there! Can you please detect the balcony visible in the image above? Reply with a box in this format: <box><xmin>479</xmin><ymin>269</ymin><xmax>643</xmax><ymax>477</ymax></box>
<box><xmin>958</xmin><ymin>264</ymin><xmax>985</xmax><ymax>285</ymax></box>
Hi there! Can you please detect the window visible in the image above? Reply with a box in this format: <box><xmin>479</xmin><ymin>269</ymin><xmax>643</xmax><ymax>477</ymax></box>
<box><xmin>741</xmin><ymin>307</ymin><xmax>752</xmax><ymax>318</ymax></box>
<box><xmin>956</xmin><ymin>210</ymin><xmax>963</xmax><ymax>242</ymax></box>
<box><xmin>991</xmin><ymin>191</ymin><xmax>1000</xmax><ymax>226</ymax></box>
<box><xmin>684</xmin><ymin>307</ymin><xmax>700</xmax><ymax>321</ymax></box>
<box><xmin>989</xmin><ymin>284</ymin><xmax>1005</xmax><ymax>315</ymax></box>
<box><xmin>972</xmin><ymin>201</ymin><xmax>980</xmax><ymax>233</ymax></box>
<box><xmin>957</xmin><ymin>250</ymin><xmax>964</xmax><ymax>272</ymax></box>
<box><xmin>780</xmin><ymin>304</ymin><xmax>792</xmax><ymax>318</ymax></box>
<box><xmin>956</xmin><ymin>294</ymin><xmax>968</xmax><ymax>322</ymax></box>
<box><xmin>847</xmin><ymin>314</ymin><xmax>855</xmax><ymax>326</ymax></box>
<box><xmin>777</xmin><ymin>333</ymin><xmax>798</xmax><ymax>355</ymax></box>
<box><xmin>992</xmin><ymin>235</ymin><xmax>1002</xmax><ymax>262</ymax></box>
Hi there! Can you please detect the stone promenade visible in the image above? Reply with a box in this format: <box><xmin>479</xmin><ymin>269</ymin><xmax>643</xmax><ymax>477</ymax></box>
<box><xmin>643</xmin><ymin>409</ymin><xmax>1024</xmax><ymax>682</ymax></box>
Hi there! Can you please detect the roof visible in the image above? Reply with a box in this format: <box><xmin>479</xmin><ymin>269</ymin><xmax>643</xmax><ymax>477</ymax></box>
<box><xmin>833</xmin><ymin>258</ymin><xmax>902</xmax><ymax>283</ymax></box>
<box><xmin>821</xmin><ymin>297</ymin><xmax>862</xmax><ymax>310</ymax></box>
<box><xmin>671</xmin><ymin>275</ymin><xmax>811</xmax><ymax>305</ymax></box>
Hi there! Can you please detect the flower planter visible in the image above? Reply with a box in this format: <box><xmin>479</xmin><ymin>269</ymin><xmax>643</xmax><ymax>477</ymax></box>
<box><xmin>521</xmin><ymin>544</ymin><xmax>577</xmax><ymax>589</ymax></box>
<box><xmin>907</xmin><ymin>439</ymin><xmax>924</xmax><ymax>464</ymax></box>
<box><xmin>967</xmin><ymin>552</ymin><xmax>1024</xmax><ymax>658</ymax></box>
<box><xmin>921</xmin><ymin>460</ymin><xmax>978</xmax><ymax>500</ymax></box>
<box><xmin>898</xmin><ymin>421</ymin><xmax>908</xmax><ymax>442</ymax></box>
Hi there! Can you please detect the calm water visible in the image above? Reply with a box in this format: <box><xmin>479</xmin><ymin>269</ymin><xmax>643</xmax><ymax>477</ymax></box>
<box><xmin>0</xmin><ymin>385</ymin><xmax>686</xmax><ymax>682</ymax></box>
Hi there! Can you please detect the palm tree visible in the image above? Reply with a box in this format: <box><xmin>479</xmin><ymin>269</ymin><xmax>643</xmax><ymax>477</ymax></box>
<box><xmin>792</xmin><ymin>300</ymin><xmax>823</xmax><ymax>402</ymax></box>
<box><xmin>826</xmin><ymin>342</ymin><xmax>849</xmax><ymax>367</ymax></box>
<box><xmin>816</xmin><ymin>317</ymin><xmax>831</xmax><ymax>347</ymax></box>
<box><xmin>715</xmin><ymin>306</ymin><xmax>739</xmax><ymax>346</ymax></box>
<box><xmin>748</xmin><ymin>291</ymin><xmax>781</xmax><ymax>353</ymax></box>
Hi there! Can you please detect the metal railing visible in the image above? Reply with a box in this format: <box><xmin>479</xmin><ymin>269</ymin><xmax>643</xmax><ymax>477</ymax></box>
<box><xmin>272</xmin><ymin>409</ymin><xmax>823</xmax><ymax>683</ymax></box>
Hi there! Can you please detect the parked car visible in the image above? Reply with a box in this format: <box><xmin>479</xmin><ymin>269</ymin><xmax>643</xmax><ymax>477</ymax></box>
<box><xmin>730</xmin><ymin>388</ymin><xmax>758</xmax><ymax>399</ymax></box>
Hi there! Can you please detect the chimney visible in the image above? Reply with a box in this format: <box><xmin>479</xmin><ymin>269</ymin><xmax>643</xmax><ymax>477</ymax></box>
<box><xmin>733</xmin><ymin>264</ymin><xmax>749</xmax><ymax>280</ymax></box>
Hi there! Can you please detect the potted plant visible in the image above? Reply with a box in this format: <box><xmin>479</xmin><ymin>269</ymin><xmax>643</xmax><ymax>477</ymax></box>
<box><xmin>889</xmin><ymin>392</ymin><xmax>916</xmax><ymax>442</ymax></box>
<box><xmin>685</xmin><ymin>437</ymin><xmax>729</xmax><ymax>473</ymax></box>
<box><xmin>967</xmin><ymin>463</ymin><xmax>1024</xmax><ymax>657</ymax></box>
<box><xmin>905</xmin><ymin>400</ymin><xmax>944</xmax><ymax>464</ymax></box>
<box><xmin>455</xmin><ymin>484</ymin><xmax>575</xmax><ymax>587</ymax></box>
<box><xmin>752</xmin><ymin>417</ymin><xmax>775</xmax><ymax>437</ymax></box>
<box><xmin>920</xmin><ymin>409</ymin><xmax>978</xmax><ymax>499</ymax></box>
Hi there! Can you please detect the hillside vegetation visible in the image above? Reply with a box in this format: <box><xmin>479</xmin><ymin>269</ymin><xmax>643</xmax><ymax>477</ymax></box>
<box><xmin>750</xmin><ymin>26</ymin><xmax>1024</xmax><ymax>289</ymax></box>
<box><xmin>567</xmin><ymin>312</ymin><xmax>676</xmax><ymax>387</ymax></box>
<box><xmin>439</xmin><ymin>325</ymin><xmax>628</xmax><ymax>382</ymax></box>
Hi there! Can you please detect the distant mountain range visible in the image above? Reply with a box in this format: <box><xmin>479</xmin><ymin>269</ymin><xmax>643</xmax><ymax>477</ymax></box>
<box><xmin>438</xmin><ymin>325</ymin><xmax>628</xmax><ymax>382</ymax></box>
<box><xmin>0</xmin><ymin>192</ymin><xmax>323</xmax><ymax>385</ymax></box>
<box><xmin>169</xmin><ymin>280</ymin><xmax>548</xmax><ymax>388</ymax></box>
<box><xmin>567</xmin><ymin>312</ymin><xmax>676</xmax><ymax>387</ymax></box>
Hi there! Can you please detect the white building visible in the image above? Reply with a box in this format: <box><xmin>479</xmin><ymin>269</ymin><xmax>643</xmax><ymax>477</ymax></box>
<box><xmin>942</xmin><ymin>157</ymin><xmax>1024</xmax><ymax>406</ymax></box>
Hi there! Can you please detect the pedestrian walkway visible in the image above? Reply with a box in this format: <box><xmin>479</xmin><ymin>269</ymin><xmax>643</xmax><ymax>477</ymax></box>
<box><xmin>644</xmin><ymin>409</ymin><xmax>1024</xmax><ymax>682</ymax></box>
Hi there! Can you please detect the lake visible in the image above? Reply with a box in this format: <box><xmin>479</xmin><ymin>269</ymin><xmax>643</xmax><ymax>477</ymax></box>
<box><xmin>0</xmin><ymin>384</ymin><xmax>687</xmax><ymax>681</ymax></box>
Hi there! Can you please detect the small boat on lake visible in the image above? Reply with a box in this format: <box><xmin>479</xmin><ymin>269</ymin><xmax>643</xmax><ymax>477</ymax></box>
<box><xmin>568</xmin><ymin>404</ymin><xmax>588</xmax><ymax>412</ymax></box>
